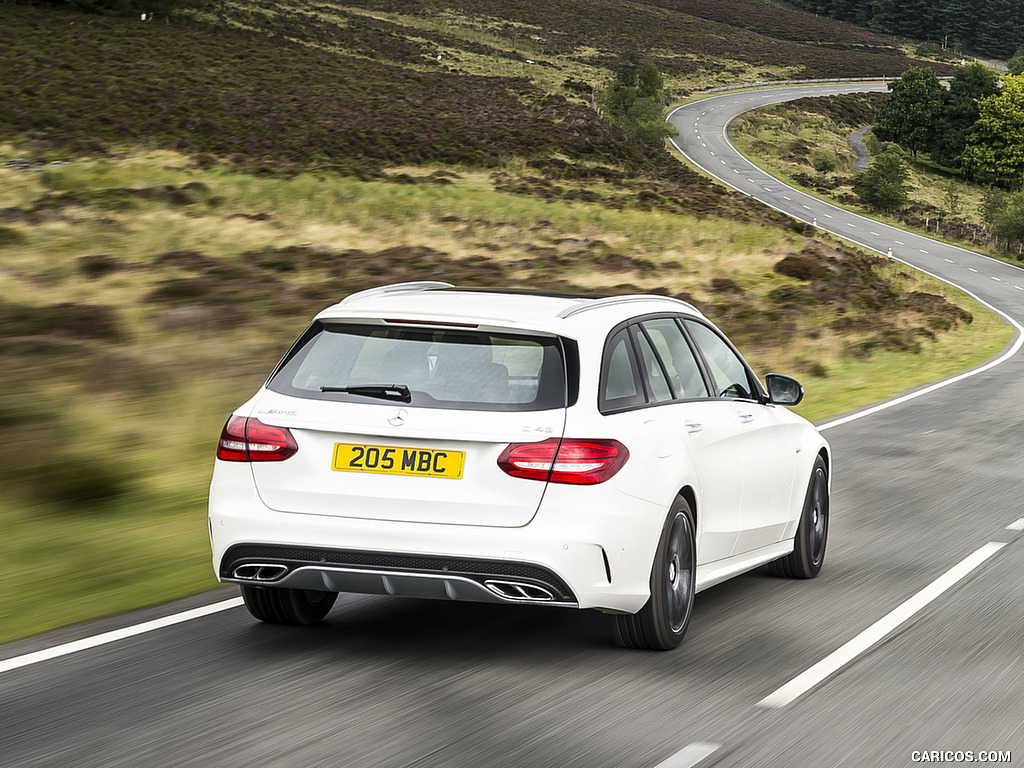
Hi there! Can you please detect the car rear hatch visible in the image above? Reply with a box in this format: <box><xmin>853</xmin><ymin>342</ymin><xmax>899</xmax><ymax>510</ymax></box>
<box><xmin>247</xmin><ymin>320</ymin><xmax>572</xmax><ymax>528</ymax></box>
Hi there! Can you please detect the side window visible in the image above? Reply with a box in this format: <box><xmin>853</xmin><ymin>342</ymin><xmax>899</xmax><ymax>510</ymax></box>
<box><xmin>684</xmin><ymin>320</ymin><xmax>757</xmax><ymax>400</ymax></box>
<box><xmin>632</xmin><ymin>327</ymin><xmax>673</xmax><ymax>403</ymax></box>
<box><xmin>600</xmin><ymin>329</ymin><xmax>645</xmax><ymax>411</ymax></box>
<box><xmin>640</xmin><ymin>318</ymin><xmax>709</xmax><ymax>400</ymax></box>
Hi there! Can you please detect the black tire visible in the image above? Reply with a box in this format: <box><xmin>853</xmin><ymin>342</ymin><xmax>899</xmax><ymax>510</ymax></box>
<box><xmin>611</xmin><ymin>497</ymin><xmax>696</xmax><ymax>650</ymax></box>
<box><xmin>240</xmin><ymin>585</ymin><xmax>338</xmax><ymax>625</ymax></box>
<box><xmin>770</xmin><ymin>455</ymin><xmax>828</xmax><ymax>579</ymax></box>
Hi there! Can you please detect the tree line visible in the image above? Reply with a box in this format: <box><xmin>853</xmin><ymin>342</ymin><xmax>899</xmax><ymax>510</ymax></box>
<box><xmin>874</xmin><ymin>64</ymin><xmax>1023</xmax><ymax>187</ymax></box>
<box><xmin>787</xmin><ymin>0</ymin><xmax>1024</xmax><ymax>59</ymax></box>
<box><xmin>855</xmin><ymin>64</ymin><xmax>1024</xmax><ymax>250</ymax></box>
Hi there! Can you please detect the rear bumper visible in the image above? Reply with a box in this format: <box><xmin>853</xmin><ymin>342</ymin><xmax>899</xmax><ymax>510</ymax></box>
<box><xmin>209</xmin><ymin>462</ymin><xmax>664</xmax><ymax>613</ymax></box>
<box><xmin>220</xmin><ymin>543</ymin><xmax>578</xmax><ymax>606</ymax></box>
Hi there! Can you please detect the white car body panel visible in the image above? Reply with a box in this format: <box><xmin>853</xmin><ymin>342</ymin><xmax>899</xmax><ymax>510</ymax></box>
<box><xmin>209</xmin><ymin>285</ymin><xmax>830</xmax><ymax>619</ymax></box>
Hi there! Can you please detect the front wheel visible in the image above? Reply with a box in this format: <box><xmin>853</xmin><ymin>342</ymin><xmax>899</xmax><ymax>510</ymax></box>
<box><xmin>611</xmin><ymin>497</ymin><xmax>696</xmax><ymax>650</ymax></box>
<box><xmin>770</xmin><ymin>455</ymin><xmax>829</xmax><ymax>579</ymax></box>
<box><xmin>241</xmin><ymin>585</ymin><xmax>338</xmax><ymax>625</ymax></box>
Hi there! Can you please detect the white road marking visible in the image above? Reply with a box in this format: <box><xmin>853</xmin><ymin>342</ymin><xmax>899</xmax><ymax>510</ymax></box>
<box><xmin>969</xmin><ymin>267</ymin><xmax>978</xmax><ymax>272</ymax></box>
<box><xmin>782</xmin><ymin>195</ymin><xmax>792</xmax><ymax>200</ymax></box>
<box><xmin>702</xmin><ymin>143</ymin><xmax>707</xmax><ymax>148</ymax></box>
<box><xmin>1016</xmin><ymin>286</ymin><xmax>1023</xmax><ymax>291</ymax></box>
<box><xmin>1007</xmin><ymin>518</ymin><xmax>1024</xmax><ymax>531</ymax></box>
<box><xmin>824</xmin><ymin>213</ymin><xmax>833</xmax><ymax>218</ymax></box>
<box><xmin>895</xmin><ymin>240</ymin><xmax>905</xmax><ymax>245</ymax></box>
<box><xmin>710</xmin><ymin>151</ymin><xmax>715</xmax><ymax>156</ymax></box>
<box><xmin>847</xmin><ymin>222</ymin><xmax>857</xmax><ymax>228</ymax></box>
<box><xmin>802</xmin><ymin>205</ymin><xmax>812</xmax><ymax>210</ymax></box>
<box><xmin>992</xmin><ymin>276</ymin><xmax>1001</xmax><ymax>281</ymax></box>
<box><xmin>653</xmin><ymin>743</ymin><xmax>721</xmax><ymax>768</ymax></box>
<box><xmin>921</xmin><ymin>249</ymin><xmax>931</xmax><ymax>254</ymax></box>
<box><xmin>758</xmin><ymin>542</ymin><xmax>1007</xmax><ymax>709</ymax></box>
<box><xmin>870</xmin><ymin>231</ymin><xmax>880</xmax><ymax>236</ymax></box>
<box><xmin>0</xmin><ymin>598</ymin><xmax>244</xmax><ymax>676</ymax></box>
<box><xmin>945</xmin><ymin>258</ymin><xmax>954</xmax><ymax>263</ymax></box>
<box><xmin>721</xmin><ymin>160</ymin><xmax>727</xmax><ymax>165</ymax></box>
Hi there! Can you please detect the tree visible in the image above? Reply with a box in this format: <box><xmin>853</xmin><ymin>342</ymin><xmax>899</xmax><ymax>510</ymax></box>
<box><xmin>962</xmin><ymin>74</ymin><xmax>1024</xmax><ymax>188</ymax></box>
<box><xmin>852</xmin><ymin>148</ymin><xmax>911</xmax><ymax>210</ymax></box>
<box><xmin>1009</xmin><ymin>47</ymin><xmax>1024</xmax><ymax>76</ymax></box>
<box><xmin>601</xmin><ymin>55</ymin><xmax>677</xmax><ymax>147</ymax></box>
<box><xmin>874</xmin><ymin>68</ymin><xmax>944</xmax><ymax>158</ymax></box>
<box><xmin>930</xmin><ymin>62</ymin><xmax>999</xmax><ymax>168</ymax></box>
<box><xmin>991</xmin><ymin>191</ymin><xmax>1024</xmax><ymax>243</ymax></box>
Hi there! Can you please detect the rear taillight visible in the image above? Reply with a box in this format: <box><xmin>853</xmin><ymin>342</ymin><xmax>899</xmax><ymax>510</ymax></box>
<box><xmin>497</xmin><ymin>438</ymin><xmax>629</xmax><ymax>485</ymax></box>
<box><xmin>216</xmin><ymin>416</ymin><xmax>298</xmax><ymax>462</ymax></box>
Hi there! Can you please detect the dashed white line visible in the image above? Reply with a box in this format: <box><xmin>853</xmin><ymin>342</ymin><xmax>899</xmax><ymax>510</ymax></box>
<box><xmin>847</xmin><ymin>222</ymin><xmax>857</xmax><ymax>228</ymax></box>
<box><xmin>802</xmin><ymin>205</ymin><xmax>812</xmax><ymax>210</ymax></box>
<box><xmin>945</xmin><ymin>258</ymin><xmax>955</xmax><ymax>263</ymax></box>
<box><xmin>921</xmin><ymin>249</ymin><xmax>930</xmax><ymax>254</ymax></box>
<box><xmin>823</xmin><ymin>213</ymin><xmax>833</xmax><ymax>219</ymax></box>
<box><xmin>0</xmin><ymin>598</ymin><xmax>244</xmax><ymax>676</ymax></box>
<box><xmin>894</xmin><ymin>240</ymin><xmax>905</xmax><ymax>245</ymax></box>
<box><xmin>870</xmin><ymin>231</ymin><xmax>880</xmax><ymax>236</ymax></box>
<box><xmin>758</xmin><ymin>542</ymin><xmax>1007</xmax><ymax>709</ymax></box>
<box><xmin>969</xmin><ymin>268</ymin><xmax>978</xmax><ymax>273</ymax></box>
<box><xmin>653</xmin><ymin>743</ymin><xmax>721</xmax><ymax>768</ymax></box>
<box><xmin>1007</xmin><ymin>518</ymin><xmax>1024</xmax><ymax>531</ymax></box>
<box><xmin>1016</xmin><ymin>286</ymin><xmax>1023</xmax><ymax>291</ymax></box>
<box><xmin>992</xmin><ymin>276</ymin><xmax>1001</xmax><ymax>281</ymax></box>
<box><xmin>782</xmin><ymin>195</ymin><xmax>792</xmax><ymax>201</ymax></box>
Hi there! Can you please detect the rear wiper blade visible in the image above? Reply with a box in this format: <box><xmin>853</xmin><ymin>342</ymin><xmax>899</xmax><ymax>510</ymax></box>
<box><xmin>320</xmin><ymin>384</ymin><xmax>412</xmax><ymax>403</ymax></box>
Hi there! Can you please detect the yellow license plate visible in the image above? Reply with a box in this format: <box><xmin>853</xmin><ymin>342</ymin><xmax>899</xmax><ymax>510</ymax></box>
<box><xmin>331</xmin><ymin>443</ymin><xmax>465</xmax><ymax>479</ymax></box>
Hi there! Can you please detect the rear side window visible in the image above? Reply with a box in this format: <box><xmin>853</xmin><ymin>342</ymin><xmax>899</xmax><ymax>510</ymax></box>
<box><xmin>268</xmin><ymin>322</ymin><xmax>569</xmax><ymax>412</ymax></box>
<box><xmin>600</xmin><ymin>329</ymin><xmax>645</xmax><ymax>411</ymax></box>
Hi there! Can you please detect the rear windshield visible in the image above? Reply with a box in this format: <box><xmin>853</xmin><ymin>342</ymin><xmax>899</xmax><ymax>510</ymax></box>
<box><xmin>267</xmin><ymin>322</ymin><xmax>569</xmax><ymax>412</ymax></box>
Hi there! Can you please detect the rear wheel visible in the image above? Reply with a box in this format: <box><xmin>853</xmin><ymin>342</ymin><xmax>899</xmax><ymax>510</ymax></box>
<box><xmin>770</xmin><ymin>455</ymin><xmax>828</xmax><ymax>579</ymax></box>
<box><xmin>611</xmin><ymin>497</ymin><xmax>696</xmax><ymax>650</ymax></box>
<box><xmin>241</xmin><ymin>585</ymin><xmax>337</xmax><ymax>625</ymax></box>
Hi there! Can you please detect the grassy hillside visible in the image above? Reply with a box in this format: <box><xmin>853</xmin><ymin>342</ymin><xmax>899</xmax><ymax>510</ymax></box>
<box><xmin>0</xmin><ymin>1</ymin><xmax>1006</xmax><ymax>642</ymax></box>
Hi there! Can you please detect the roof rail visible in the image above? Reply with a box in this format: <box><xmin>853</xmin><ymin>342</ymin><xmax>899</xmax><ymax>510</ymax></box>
<box><xmin>338</xmin><ymin>281</ymin><xmax>454</xmax><ymax>306</ymax></box>
<box><xmin>557</xmin><ymin>294</ymin><xmax>699</xmax><ymax>319</ymax></box>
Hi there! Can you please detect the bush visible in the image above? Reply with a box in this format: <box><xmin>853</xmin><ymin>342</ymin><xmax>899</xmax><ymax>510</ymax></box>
<box><xmin>810</xmin><ymin>150</ymin><xmax>837</xmax><ymax>174</ymax></box>
<box><xmin>852</xmin><ymin>149</ymin><xmax>910</xmax><ymax>210</ymax></box>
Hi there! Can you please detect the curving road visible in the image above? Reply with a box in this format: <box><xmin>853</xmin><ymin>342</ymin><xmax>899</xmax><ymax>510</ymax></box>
<box><xmin>2</xmin><ymin>85</ymin><xmax>1024</xmax><ymax>768</ymax></box>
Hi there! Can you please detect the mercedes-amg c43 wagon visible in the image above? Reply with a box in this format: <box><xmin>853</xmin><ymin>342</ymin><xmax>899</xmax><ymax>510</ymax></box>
<box><xmin>209</xmin><ymin>281</ymin><xmax>830</xmax><ymax>649</ymax></box>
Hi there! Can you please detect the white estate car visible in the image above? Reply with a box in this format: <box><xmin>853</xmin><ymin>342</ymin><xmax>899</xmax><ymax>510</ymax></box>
<box><xmin>209</xmin><ymin>281</ymin><xmax>830</xmax><ymax>650</ymax></box>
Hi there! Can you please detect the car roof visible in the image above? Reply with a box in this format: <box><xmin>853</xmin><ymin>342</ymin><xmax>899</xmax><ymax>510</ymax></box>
<box><xmin>315</xmin><ymin>282</ymin><xmax>704</xmax><ymax>335</ymax></box>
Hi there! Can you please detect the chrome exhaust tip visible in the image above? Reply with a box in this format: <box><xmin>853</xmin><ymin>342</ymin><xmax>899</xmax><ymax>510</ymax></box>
<box><xmin>483</xmin><ymin>580</ymin><xmax>555</xmax><ymax>602</ymax></box>
<box><xmin>232</xmin><ymin>563</ymin><xmax>289</xmax><ymax>582</ymax></box>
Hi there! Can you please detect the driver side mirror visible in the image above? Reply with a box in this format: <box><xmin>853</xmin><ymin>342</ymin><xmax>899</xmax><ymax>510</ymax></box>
<box><xmin>765</xmin><ymin>373</ymin><xmax>804</xmax><ymax>406</ymax></box>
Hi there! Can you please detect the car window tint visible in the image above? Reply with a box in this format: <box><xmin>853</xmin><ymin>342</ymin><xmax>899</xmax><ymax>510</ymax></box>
<box><xmin>601</xmin><ymin>329</ymin><xmax>645</xmax><ymax>410</ymax></box>
<box><xmin>632</xmin><ymin>327</ymin><xmax>673</xmax><ymax>403</ymax></box>
<box><xmin>640</xmin><ymin>318</ymin><xmax>708</xmax><ymax>399</ymax></box>
<box><xmin>270</xmin><ymin>322</ymin><xmax>567</xmax><ymax>412</ymax></box>
<box><xmin>684</xmin><ymin>320</ymin><xmax>755</xmax><ymax>400</ymax></box>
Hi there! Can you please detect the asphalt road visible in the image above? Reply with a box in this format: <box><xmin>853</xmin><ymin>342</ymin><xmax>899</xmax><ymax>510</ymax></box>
<box><xmin>2</xmin><ymin>85</ymin><xmax>1023</xmax><ymax>768</ymax></box>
